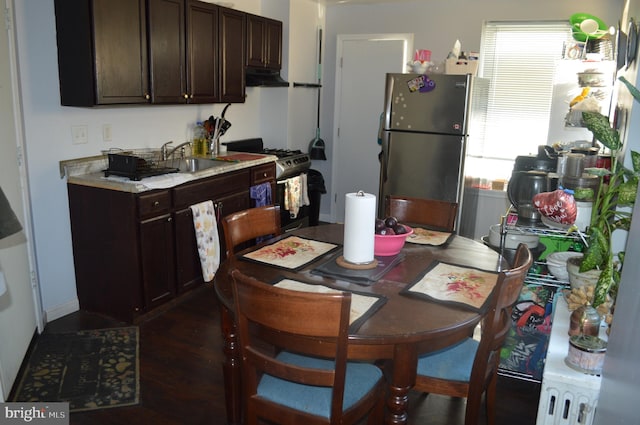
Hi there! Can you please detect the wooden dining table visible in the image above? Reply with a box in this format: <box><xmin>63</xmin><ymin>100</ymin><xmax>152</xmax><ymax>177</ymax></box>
<box><xmin>213</xmin><ymin>223</ymin><xmax>507</xmax><ymax>425</ymax></box>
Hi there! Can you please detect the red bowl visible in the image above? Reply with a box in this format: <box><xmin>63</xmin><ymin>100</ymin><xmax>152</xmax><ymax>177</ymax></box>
<box><xmin>374</xmin><ymin>225</ymin><xmax>414</xmax><ymax>256</ymax></box>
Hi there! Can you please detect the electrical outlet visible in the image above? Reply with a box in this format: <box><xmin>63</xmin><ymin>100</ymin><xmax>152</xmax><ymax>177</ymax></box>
<box><xmin>102</xmin><ymin>124</ymin><xmax>112</xmax><ymax>142</ymax></box>
<box><xmin>71</xmin><ymin>125</ymin><xmax>88</xmax><ymax>145</ymax></box>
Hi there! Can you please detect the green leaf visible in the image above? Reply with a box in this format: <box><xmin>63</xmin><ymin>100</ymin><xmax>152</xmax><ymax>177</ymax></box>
<box><xmin>620</xmin><ymin>76</ymin><xmax>640</xmax><ymax>104</ymax></box>
<box><xmin>593</xmin><ymin>258</ymin><xmax>614</xmax><ymax>308</ymax></box>
<box><xmin>632</xmin><ymin>150</ymin><xmax>640</xmax><ymax>174</ymax></box>
<box><xmin>582</xmin><ymin>112</ymin><xmax>621</xmax><ymax>150</ymax></box>
<box><xmin>618</xmin><ymin>180</ymin><xmax>638</xmax><ymax>205</ymax></box>
<box><xmin>613</xmin><ymin>217</ymin><xmax>632</xmax><ymax>231</ymax></box>
<box><xmin>580</xmin><ymin>227</ymin><xmax>606</xmax><ymax>272</ymax></box>
<box><xmin>584</xmin><ymin>167</ymin><xmax>612</xmax><ymax>177</ymax></box>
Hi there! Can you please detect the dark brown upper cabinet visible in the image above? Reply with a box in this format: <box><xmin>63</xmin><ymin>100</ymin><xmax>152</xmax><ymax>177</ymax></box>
<box><xmin>218</xmin><ymin>7</ymin><xmax>246</xmax><ymax>103</ymax></box>
<box><xmin>148</xmin><ymin>0</ymin><xmax>219</xmax><ymax>104</ymax></box>
<box><xmin>55</xmin><ymin>0</ymin><xmax>150</xmax><ymax>106</ymax></box>
<box><xmin>54</xmin><ymin>0</ymin><xmax>248</xmax><ymax>106</ymax></box>
<box><xmin>246</xmin><ymin>14</ymin><xmax>282</xmax><ymax>70</ymax></box>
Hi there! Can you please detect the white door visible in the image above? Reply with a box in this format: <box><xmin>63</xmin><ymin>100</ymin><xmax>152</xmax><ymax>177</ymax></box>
<box><xmin>0</xmin><ymin>0</ymin><xmax>41</xmax><ymax>400</ymax></box>
<box><xmin>333</xmin><ymin>34</ymin><xmax>411</xmax><ymax>222</ymax></box>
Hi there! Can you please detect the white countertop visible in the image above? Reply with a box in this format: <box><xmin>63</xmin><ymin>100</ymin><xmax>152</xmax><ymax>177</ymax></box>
<box><xmin>62</xmin><ymin>151</ymin><xmax>277</xmax><ymax>193</ymax></box>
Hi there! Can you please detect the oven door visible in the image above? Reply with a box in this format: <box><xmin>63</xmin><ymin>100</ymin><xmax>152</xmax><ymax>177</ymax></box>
<box><xmin>275</xmin><ymin>178</ymin><xmax>310</xmax><ymax>232</ymax></box>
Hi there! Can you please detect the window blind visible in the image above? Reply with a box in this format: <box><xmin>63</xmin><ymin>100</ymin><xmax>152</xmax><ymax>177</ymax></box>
<box><xmin>466</xmin><ymin>21</ymin><xmax>573</xmax><ymax>181</ymax></box>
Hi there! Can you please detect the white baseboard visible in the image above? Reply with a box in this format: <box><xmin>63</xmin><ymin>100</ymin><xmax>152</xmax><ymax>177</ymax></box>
<box><xmin>44</xmin><ymin>298</ymin><xmax>80</xmax><ymax>324</ymax></box>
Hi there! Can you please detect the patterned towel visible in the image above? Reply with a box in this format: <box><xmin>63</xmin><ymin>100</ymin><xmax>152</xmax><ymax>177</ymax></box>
<box><xmin>249</xmin><ymin>182</ymin><xmax>272</xmax><ymax>207</ymax></box>
<box><xmin>284</xmin><ymin>173</ymin><xmax>310</xmax><ymax>218</ymax></box>
<box><xmin>189</xmin><ymin>200</ymin><xmax>220</xmax><ymax>282</ymax></box>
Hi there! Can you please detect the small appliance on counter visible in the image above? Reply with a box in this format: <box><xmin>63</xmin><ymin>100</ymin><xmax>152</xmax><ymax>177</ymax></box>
<box><xmin>508</xmin><ymin>145</ymin><xmax>559</xmax><ymax>225</ymax></box>
<box><xmin>104</xmin><ymin>153</ymin><xmax>178</xmax><ymax>181</ymax></box>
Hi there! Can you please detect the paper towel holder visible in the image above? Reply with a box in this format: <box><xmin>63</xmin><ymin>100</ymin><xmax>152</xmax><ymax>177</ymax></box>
<box><xmin>339</xmin><ymin>190</ymin><xmax>379</xmax><ymax>270</ymax></box>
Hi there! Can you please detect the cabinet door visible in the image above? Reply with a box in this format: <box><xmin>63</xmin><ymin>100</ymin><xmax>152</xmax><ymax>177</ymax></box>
<box><xmin>265</xmin><ymin>19</ymin><xmax>282</xmax><ymax>70</ymax></box>
<box><xmin>174</xmin><ymin>208</ymin><xmax>204</xmax><ymax>293</ymax></box>
<box><xmin>54</xmin><ymin>0</ymin><xmax>150</xmax><ymax>105</ymax></box>
<box><xmin>246</xmin><ymin>14</ymin><xmax>266</xmax><ymax>68</ymax></box>
<box><xmin>148</xmin><ymin>0</ymin><xmax>187</xmax><ymax>103</ymax></box>
<box><xmin>218</xmin><ymin>7</ymin><xmax>246</xmax><ymax>103</ymax></box>
<box><xmin>140</xmin><ymin>213</ymin><xmax>176</xmax><ymax>308</ymax></box>
<box><xmin>187</xmin><ymin>0</ymin><xmax>218</xmax><ymax>103</ymax></box>
<box><xmin>245</xmin><ymin>15</ymin><xmax>282</xmax><ymax>70</ymax></box>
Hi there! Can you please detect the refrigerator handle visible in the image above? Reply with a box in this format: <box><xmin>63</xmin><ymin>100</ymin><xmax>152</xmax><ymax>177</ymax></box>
<box><xmin>380</xmin><ymin>132</ymin><xmax>389</xmax><ymax>184</ymax></box>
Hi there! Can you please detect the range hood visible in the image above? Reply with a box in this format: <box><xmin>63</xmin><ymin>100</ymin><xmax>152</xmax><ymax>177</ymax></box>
<box><xmin>245</xmin><ymin>67</ymin><xmax>290</xmax><ymax>87</ymax></box>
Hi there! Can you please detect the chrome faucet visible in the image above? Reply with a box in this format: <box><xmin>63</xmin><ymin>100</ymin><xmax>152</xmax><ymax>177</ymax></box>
<box><xmin>161</xmin><ymin>140</ymin><xmax>193</xmax><ymax>161</ymax></box>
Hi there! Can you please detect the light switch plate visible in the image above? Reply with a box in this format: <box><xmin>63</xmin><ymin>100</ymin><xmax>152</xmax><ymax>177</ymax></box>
<box><xmin>71</xmin><ymin>125</ymin><xmax>88</xmax><ymax>145</ymax></box>
<box><xmin>102</xmin><ymin>124</ymin><xmax>112</xmax><ymax>142</ymax></box>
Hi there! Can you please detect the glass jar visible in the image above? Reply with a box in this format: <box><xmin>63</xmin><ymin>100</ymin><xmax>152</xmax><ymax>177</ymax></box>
<box><xmin>569</xmin><ymin>304</ymin><xmax>601</xmax><ymax>337</ymax></box>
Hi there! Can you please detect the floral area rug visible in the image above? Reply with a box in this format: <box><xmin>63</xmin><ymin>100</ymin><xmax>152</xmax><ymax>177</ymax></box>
<box><xmin>13</xmin><ymin>327</ymin><xmax>139</xmax><ymax>412</ymax></box>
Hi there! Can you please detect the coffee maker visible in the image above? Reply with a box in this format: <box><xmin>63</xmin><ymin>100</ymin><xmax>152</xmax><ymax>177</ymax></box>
<box><xmin>508</xmin><ymin>145</ymin><xmax>558</xmax><ymax>224</ymax></box>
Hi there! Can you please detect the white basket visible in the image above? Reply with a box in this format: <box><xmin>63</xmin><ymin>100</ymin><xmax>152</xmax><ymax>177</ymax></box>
<box><xmin>445</xmin><ymin>58</ymin><xmax>478</xmax><ymax>75</ymax></box>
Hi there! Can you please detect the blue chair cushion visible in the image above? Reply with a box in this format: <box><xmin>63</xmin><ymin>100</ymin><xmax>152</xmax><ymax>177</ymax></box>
<box><xmin>416</xmin><ymin>338</ymin><xmax>479</xmax><ymax>382</ymax></box>
<box><xmin>257</xmin><ymin>351</ymin><xmax>382</xmax><ymax>418</ymax></box>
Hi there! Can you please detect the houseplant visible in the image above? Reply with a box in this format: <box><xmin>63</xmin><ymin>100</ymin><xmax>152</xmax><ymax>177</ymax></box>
<box><xmin>579</xmin><ymin>76</ymin><xmax>640</xmax><ymax>309</ymax></box>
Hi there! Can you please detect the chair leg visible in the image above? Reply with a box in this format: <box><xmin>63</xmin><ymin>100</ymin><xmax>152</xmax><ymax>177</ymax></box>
<box><xmin>367</xmin><ymin>390</ymin><xmax>386</xmax><ymax>425</ymax></box>
<box><xmin>485</xmin><ymin>373</ymin><xmax>498</xmax><ymax>425</ymax></box>
<box><xmin>464</xmin><ymin>394</ymin><xmax>481</xmax><ymax>425</ymax></box>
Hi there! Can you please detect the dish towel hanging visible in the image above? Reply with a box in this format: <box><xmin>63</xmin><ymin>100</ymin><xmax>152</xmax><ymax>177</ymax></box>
<box><xmin>284</xmin><ymin>173</ymin><xmax>310</xmax><ymax>218</ymax></box>
<box><xmin>250</xmin><ymin>182</ymin><xmax>272</xmax><ymax>207</ymax></box>
<box><xmin>190</xmin><ymin>200</ymin><xmax>220</xmax><ymax>282</ymax></box>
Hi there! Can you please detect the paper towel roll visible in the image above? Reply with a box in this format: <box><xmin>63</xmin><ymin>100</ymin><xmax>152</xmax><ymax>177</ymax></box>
<box><xmin>343</xmin><ymin>191</ymin><xmax>376</xmax><ymax>264</ymax></box>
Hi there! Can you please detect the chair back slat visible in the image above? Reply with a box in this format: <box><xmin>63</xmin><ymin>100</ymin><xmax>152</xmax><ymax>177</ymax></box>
<box><xmin>385</xmin><ymin>195</ymin><xmax>458</xmax><ymax>231</ymax></box>
<box><xmin>221</xmin><ymin>205</ymin><xmax>281</xmax><ymax>257</ymax></box>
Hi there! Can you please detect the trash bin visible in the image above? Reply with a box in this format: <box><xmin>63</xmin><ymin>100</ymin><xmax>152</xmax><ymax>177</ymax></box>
<box><xmin>307</xmin><ymin>169</ymin><xmax>326</xmax><ymax>226</ymax></box>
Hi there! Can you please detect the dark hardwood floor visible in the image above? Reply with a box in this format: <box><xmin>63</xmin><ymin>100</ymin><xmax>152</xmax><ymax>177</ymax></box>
<box><xmin>10</xmin><ymin>283</ymin><xmax>540</xmax><ymax>425</ymax></box>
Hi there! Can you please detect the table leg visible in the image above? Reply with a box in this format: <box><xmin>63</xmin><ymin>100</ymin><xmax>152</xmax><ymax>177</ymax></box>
<box><xmin>385</xmin><ymin>344</ymin><xmax>418</xmax><ymax>425</ymax></box>
<box><xmin>220</xmin><ymin>304</ymin><xmax>242</xmax><ymax>425</ymax></box>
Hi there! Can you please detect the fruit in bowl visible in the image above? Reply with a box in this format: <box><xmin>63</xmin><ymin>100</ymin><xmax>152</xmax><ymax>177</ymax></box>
<box><xmin>374</xmin><ymin>217</ymin><xmax>413</xmax><ymax>256</ymax></box>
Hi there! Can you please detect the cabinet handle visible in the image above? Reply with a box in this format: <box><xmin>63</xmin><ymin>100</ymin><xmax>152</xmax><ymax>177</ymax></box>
<box><xmin>189</xmin><ymin>94</ymin><xmax>194</xmax><ymax>99</ymax></box>
<box><xmin>167</xmin><ymin>217</ymin><xmax>172</xmax><ymax>222</ymax></box>
<box><xmin>153</xmin><ymin>201</ymin><xmax>160</xmax><ymax>207</ymax></box>
<box><xmin>263</xmin><ymin>172</ymin><xmax>267</xmax><ymax>177</ymax></box>
<box><xmin>183</xmin><ymin>93</ymin><xmax>189</xmax><ymax>99</ymax></box>
<box><xmin>144</xmin><ymin>93</ymin><xmax>150</xmax><ymax>100</ymax></box>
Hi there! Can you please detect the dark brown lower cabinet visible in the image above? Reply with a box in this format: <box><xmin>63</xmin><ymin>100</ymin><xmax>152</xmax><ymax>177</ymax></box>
<box><xmin>67</xmin><ymin>163</ymin><xmax>274</xmax><ymax>322</ymax></box>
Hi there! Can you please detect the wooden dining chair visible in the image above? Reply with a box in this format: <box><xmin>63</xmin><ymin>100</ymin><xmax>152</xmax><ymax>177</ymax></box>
<box><xmin>230</xmin><ymin>269</ymin><xmax>386</xmax><ymax>425</ymax></box>
<box><xmin>412</xmin><ymin>243</ymin><xmax>533</xmax><ymax>425</ymax></box>
<box><xmin>384</xmin><ymin>195</ymin><xmax>458</xmax><ymax>231</ymax></box>
<box><xmin>221</xmin><ymin>205</ymin><xmax>282</xmax><ymax>257</ymax></box>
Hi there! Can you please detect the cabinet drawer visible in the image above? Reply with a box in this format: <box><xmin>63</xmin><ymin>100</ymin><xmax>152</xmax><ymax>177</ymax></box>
<box><xmin>251</xmin><ymin>163</ymin><xmax>276</xmax><ymax>185</ymax></box>
<box><xmin>173</xmin><ymin>169</ymin><xmax>250</xmax><ymax>209</ymax></box>
<box><xmin>138</xmin><ymin>191</ymin><xmax>172</xmax><ymax>218</ymax></box>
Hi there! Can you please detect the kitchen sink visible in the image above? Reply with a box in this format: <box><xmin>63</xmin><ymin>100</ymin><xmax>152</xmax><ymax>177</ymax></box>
<box><xmin>163</xmin><ymin>157</ymin><xmax>229</xmax><ymax>173</ymax></box>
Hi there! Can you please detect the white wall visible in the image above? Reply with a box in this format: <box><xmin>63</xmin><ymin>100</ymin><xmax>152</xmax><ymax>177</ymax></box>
<box><xmin>320</xmin><ymin>0</ymin><xmax>624</xmax><ymax>221</ymax></box>
<box><xmin>12</xmin><ymin>0</ymin><xmax>322</xmax><ymax>322</ymax></box>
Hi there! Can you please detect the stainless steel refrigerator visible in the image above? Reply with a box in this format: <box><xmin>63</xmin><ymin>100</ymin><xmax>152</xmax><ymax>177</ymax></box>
<box><xmin>378</xmin><ymin>73</ymin><xmax>488</xmax><ymax>228</ymax></box>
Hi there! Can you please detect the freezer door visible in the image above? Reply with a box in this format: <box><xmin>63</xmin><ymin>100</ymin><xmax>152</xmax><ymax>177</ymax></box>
<box><xmin>379</xmin><ymin>131</ymin><xmax>465</xmax><ymax>213</ymax></box>
<box><xmin>383</xmin><ymin>73</ymin><xmax>471</xmax><ymax>134</ymax></box>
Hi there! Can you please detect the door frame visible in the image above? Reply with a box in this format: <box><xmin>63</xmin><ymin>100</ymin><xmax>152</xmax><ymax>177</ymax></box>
<box><xmin>2</xmin><ymin>0</ymin><xmax>43</xmax><ymax>328</ymax></box>
<box><xmin>331</xmin><ymin>33</ymin><xmax>413</xmax><ymax>222</ymax></box>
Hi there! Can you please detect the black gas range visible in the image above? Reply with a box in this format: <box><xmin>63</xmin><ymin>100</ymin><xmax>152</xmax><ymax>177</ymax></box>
<box><xmin>224</xmin><ymin>138</ymin><xmax>315</xmax><ymax>230</ymax></box>
<box><xmin>223</xmin><ymin>138</ymin><xmax>311</xmax><ymax>180</ymax></box>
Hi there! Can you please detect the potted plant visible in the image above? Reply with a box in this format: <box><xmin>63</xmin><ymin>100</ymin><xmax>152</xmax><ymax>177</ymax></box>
<box><xmin>578</xmin><ymin>76</ymin><xmax>640</xmax><ymax>310</ymax></box>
